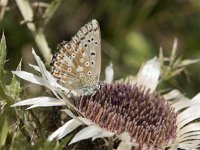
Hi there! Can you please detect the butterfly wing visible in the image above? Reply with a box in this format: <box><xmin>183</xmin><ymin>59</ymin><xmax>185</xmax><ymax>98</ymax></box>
<box><xmin>50</xmin><ymin>19</ymin><xmax>101</xmax><ymax>93</ymax></box>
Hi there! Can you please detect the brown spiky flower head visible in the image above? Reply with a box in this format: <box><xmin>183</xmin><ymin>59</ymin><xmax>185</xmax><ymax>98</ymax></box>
<box><xmin>77</xmin><ymin>82</ymin><xmax>177</xmax><ymax>149</ymax></box>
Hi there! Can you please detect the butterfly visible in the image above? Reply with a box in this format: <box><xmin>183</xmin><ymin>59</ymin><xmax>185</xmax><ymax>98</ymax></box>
<box><xmin>50</xmin><ymin>19</ymin><xmax>101</xmax><ymax>95</ymax></box>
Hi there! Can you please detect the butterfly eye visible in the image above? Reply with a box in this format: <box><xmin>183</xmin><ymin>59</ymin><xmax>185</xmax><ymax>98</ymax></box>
<box><xmin>95</xmin><ymin>41</ymin><xmax>98</xmax><ymax>45</ymax></box>
<box><xmin>91</xmin><ymin>37</ymin><xmax>94</xmax><ymax>41</ymax></box>
<box><xmin>84</xmin><ymin>43</ymin><xmax>88</xmax><ymax>47</ymax></box>
<box><xmin>88</xmin><ymin>39</ymin><xmax>90</xmax><ymax>43</ymax></box>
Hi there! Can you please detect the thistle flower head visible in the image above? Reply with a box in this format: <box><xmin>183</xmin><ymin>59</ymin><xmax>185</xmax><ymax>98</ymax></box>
<box><xmin>78</xmin><ymin>83</ymin><xmax>177</xmax><ymax>149</ymax></box>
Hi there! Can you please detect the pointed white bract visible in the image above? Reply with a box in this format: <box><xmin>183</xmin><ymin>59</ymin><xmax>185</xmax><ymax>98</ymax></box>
<box><xmin>105</xmin><ymin>62</ymin><xmax>114</xmax><ymax>84</ymax></box>
<box><xmin>91</xmin><ymin>129</ymin><xmax>114</xmax><ymax>141</ymax></box>
<box><xmin>136</xmin><ymin>57</ymin><xmax>160</xmax><ymax>91</ymax></box>
<box><xmin>167</xmin><ymin>91</ymin><xmax>200</xmax><ymax>149</ymax></box>
<box><xmin>62</xmin><ymin>109</ymin><xmax>94</xmax><ymax>125</ymax></box>
<box><xmin>173</xmin><ymin>93</ymin><xmax>200</xmax><ymax>112</ymax></box>
<box><xmin>32</xmin><ymin>49</ymin><xmax>51</xmax><ymax>80</ymax></box>
<box><xmin>47</xmin><ymin>118</ymin><xmax>83</xmax><ymax>141</ymax></box>
<box><xmin>29</xmin><ymin>64</ymin><xmax>40</xmax><ymax>72</ymax></box>
<box><xmin>11</xmin><ymin>97</ymin><xmax>65</xmax><ymax>108</ymax></box>
<box><xmin>12</xmin><ymin>71</ymin><xmax>47</xmax><ymax>86</ymax></box>
<box><xmin>69</xmin><ymin>124</ymin><xmax>110</xmax><ymax>145</ymax></box>
<box><xmin>164</xmin><ymin>89</ymin><xmax>188</xmax><ymax>102</ymax></box>
<box><xmin>48</xmin><ymin>112</ymin><xmax>114</xmax><ymax>145</ymax></box>
<box><xmin>177</xmin><ymin>105</ymin><xmax>200</xmax><ymax>128</ymax></box>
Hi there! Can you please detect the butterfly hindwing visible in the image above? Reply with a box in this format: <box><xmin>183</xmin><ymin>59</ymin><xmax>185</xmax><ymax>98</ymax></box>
<box><xmin>50</xmin><ymin>19</ymin><xmax>101</xmax><ymax>94</ymax></box>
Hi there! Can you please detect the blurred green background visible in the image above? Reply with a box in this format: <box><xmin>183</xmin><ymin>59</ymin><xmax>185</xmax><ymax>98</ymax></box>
<box><xmin>1</xmin><ymin>0</ymin><xmax>200</xmax><ymax>96</ymax></box>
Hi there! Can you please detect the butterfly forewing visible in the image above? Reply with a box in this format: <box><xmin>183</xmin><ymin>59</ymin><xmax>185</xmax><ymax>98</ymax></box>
<box><xmin>50</xmin><ymin>19</ymin><xmax>101</xmax><ymax>95</ymax></box>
